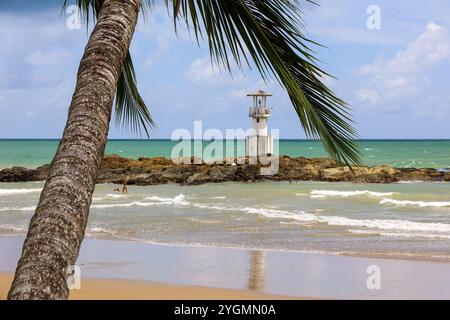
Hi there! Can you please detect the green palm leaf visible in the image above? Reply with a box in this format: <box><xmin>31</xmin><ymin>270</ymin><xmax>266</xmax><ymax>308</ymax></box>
<box><xmin>166</xmin><ymin>0</ymin><xmax>361</xmax><ymax>165</ymax></box>
<box><xmin>64</xmin><ymin>0</ymin><xmax>361</xmax><ymax>164</ymax></box>
<box><xmin>116</xmin><ymin>53</ymin><xmax>156</xmax><ymax>136</ymax></box>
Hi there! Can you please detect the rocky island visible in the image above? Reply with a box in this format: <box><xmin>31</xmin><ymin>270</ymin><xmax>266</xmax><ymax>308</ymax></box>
<box><xmin>1</xmin><ymin>155</ymin><xmax>449</xmax><ymax>185</ymax></box>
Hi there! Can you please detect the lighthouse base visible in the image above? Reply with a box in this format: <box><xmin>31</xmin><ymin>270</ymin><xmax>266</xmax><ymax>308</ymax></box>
<box><xmin>245</xmin><ymin>136</ymin><xmax>273</xmax><ymax>158</ymax></box>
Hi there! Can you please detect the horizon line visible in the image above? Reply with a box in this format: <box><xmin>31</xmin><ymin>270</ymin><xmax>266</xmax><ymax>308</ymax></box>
<box><xmin>1</xmin><ymin>138</ymin><xmax>450</xmax><ymax>141</ymax></box>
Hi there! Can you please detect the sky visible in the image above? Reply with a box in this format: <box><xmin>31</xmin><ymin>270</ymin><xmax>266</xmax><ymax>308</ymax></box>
<box><xmin>0</xmin><ymin>0</ymin><xmax>450</xmax><ymax>139</ymax></box>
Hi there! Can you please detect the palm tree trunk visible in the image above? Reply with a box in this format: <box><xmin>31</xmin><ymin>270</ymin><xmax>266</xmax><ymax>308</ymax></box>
<box><xmin>8</xmin><ymin>0</ymin><xmax>141</xmax><ymax>300</ymax></box>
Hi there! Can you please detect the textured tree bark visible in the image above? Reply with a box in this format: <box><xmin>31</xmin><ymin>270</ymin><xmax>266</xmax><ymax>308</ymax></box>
<box><xmin>8</xmin><ymin>0</ymin><xmax>141</xmax><ymax>300</ymax></box>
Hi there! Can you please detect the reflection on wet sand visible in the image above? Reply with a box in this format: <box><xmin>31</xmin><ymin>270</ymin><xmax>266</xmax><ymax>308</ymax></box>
<box><xmin>247</xmin><ymin>250</ymin><xmax>266</xmax><ymax>291</ymax></box>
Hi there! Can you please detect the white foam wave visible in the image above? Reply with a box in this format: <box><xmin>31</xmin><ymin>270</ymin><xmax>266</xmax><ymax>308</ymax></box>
<box><xmin>91</xmin><ymin>201</ymin><xmax>160</xmax><ymax>209</ymax></box>
<box><xmin>188</xmin><ymin>218</ymin><xmax>223</xmax><ymax>224</ymax></box>
<box><xmin>397</xmin><ymin>180</ymin><xmax>425</xmax><ymax>184</ymax></box>
<box><xmin>92</xmin><ymin>194</ymin><xmax>189</xmax><ymax>209</ymax></box>
<box><xmin>106</xmin><ymin>194</ymin><xmax>127</xmax><ymax>198</ymax></box>
<box><xmin>323</xmin><ymin>216</ymin><xmax>450</xmax><ymax>232</ymax></box>
<box><xmin>295</xmin><ymin>193</ymin><xmax>309</xmax><ymax>197</ymax></box>
<box><xmin>237</xmin><ymin>206</ymin><xmax>450</xmax><ymax>234</ymax></box>
<box><xmin>349</xmin><ymin>229</ymin><xmax>450</xmax><ymax>240</ymax></box>
<box><xmin>311</xmin><ymin>190</ymin><xmax>394</xmax><ymax>198</ymax></box>
<box><xmin>0</xmin><ymin>188</ymin><xmax>42</xmax><ymax>195</ymax></box>
<box><xmin>0</xmin><ymin>206</ymin><xmax>36</xmax><ymax>212</ymax></box>
<box><xmin>189</xmin><ymin>201</ymin><xmax>450</xmax><ymax>234</ymax></box>
<box><xmin>380</xmin><ymin>198</ymin><xmax>450</xmax><ymax>208</ymax></box>
<box><xmin>89</xmin><ymin>227</ymin><xmax>113</xmax><ymax>233</ymax></box>
<box><xmin>0</xmin><ymin>224</ymin><xmax>27</xmax><ymax>233</ymax></box>
<box><xmin>85</xmin><ymin>226</ymin><xmax>118</xmax><ymax>238</ymax></box>
<box><xmin>92</xmin><ymin>194</ymin><xmax>128</xmax><ymax>202</ymax></box>
<box><xmin>145</xmin><ymin>194</ymin><xmax>189</xmax><ymax>205</ymax></box>
<box><xmin>192</xmin><ymin>203</ymin><xmax>233</xmax><ymax>211</ymax></box>
<box><xmin>85</xmin><ymin>191</ymin><xmax>450</xmax><ymax>240</ymax></box>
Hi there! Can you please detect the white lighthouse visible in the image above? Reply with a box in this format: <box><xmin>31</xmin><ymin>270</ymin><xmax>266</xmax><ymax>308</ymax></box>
<box><xmin>245</xmin><ymin>90</ymin><xmax>273</xmax><ymax>158</ymax></box>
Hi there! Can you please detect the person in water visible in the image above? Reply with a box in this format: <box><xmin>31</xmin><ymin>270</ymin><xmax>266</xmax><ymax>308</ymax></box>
<box><xmin>122</xmin><ymin>177</ymin><xmax>128</xmax><ymax>194</ymax></box>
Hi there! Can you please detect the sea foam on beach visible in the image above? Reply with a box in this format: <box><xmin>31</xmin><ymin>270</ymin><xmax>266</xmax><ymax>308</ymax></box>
<box><xmin>379</xmin><ymin>198</ymin><xmax>450</xmax><ymax>208</ymax></box>
<box><xmin>0</xmin><ymin>188</ymin><xmax>41</xmax><ymax>195</ymax></box>
<box><xmin>310</xmin><ymin>189</ymin><xmax>394</xmax><ymax>198</ymax></box>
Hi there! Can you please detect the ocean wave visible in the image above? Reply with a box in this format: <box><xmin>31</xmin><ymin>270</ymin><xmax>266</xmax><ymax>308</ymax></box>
<box><xmin>77</xmin><ymin>201</ymin><xmax>450</xmax><ymax>248</ymax></box>
<box><xmin>145</xmin><ymin>194</ymin><xmax>189</xmax><ymax>205</ymax></box>
<box><xmin>0</xmin><ymin>224</ymin><xmax>27</xmax><ymax>233</ymax></box>
<box><xmin>310</xmin><ymin>195</ymin><xmax>326</xmax><ymax>199</ymax></box>
<box><xmin>235</xmin><ymin>205</ymin><xmax>450</xmax><ymax>234</ymax></box>
<box><xmin>85</xmin><ymin>226</ymin><xmax>118</xmax><ymax>238</ymax></box>
<box><xmin>348</xmin><ymin>229</ymin><xmax>450</xmax><ymax>240</ymax></box>
<box><xmin>0</xmin><ymin>206</ymin><xmax>36</xmax><ymax>212</ymax></box>
<box><xmin>106</xmin><ymin>194</ymin><xmax>128</xmax><ymax>199</ymax></box>
<box><xmin>91</xmin><ymin>201</ymin><xmax>160</xmax><ymax>209</ymax></box>
<box><xmin>188</xmin><ymin>217</ymin><xmax>223</xmax><ymax>224</ymax></box>
<box><xmin>321</xmin><ymin>216</ymin><xmax>450</xmax><ymax>232</ymax></box>
<box><xmin>92</xmin><ymin>194</ymin><xmax>189</xmax><ymax>209</ymax></box>
<box><xmin>396</xmin><ymin>180</ymin><xmax>427</xmax><ymax>184</ymax></box>
<box><xmin>81</xmin><ymin>191</ymin><xmax>450</xmax><ymax>241</ymax></box>
<box><xmin>92</xmin><ymin>194</ymin><xmax>128</xmax><ymax>202</ymax></box>
<box><xmin>380</xmin><ymin>198</ymin><xmax>450</xmax><ymax>208</ymax></box>
<box><xmin>0</xmin><ymin>188</ymin><xmax>42</xmax><ymax>196</ymax></box>
<box><xmin>188</xmin><ymin>202</ymin><xmax>450</xmax><ymax>234</ymax></box>
<box><xmin>310</xmin><ymin>190</ymin><xmax>394</xmax><ymax>198</ymax></box>
<box><xmin>88</xmin><ymin>227</ymin><xmax>115</xmax><ymax>234</ymax></box>
<box><xmin>192</xmin><ymin>203</ymin><xmax>235</xmax><ymax>211</ymax></box>
<box><xmin>241</xmin><ymin>207</ymin><xmax>316</xmax><ymax>222</ymax></box>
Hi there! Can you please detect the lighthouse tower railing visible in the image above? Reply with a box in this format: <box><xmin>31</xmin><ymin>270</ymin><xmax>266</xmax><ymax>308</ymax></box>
<box><xmin>249</xmin><ymin>106</ymin><xmax>271</xmax><ymax>118</ymax></box>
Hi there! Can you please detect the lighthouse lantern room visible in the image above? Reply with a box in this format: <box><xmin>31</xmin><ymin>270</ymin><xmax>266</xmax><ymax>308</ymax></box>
<box><xmin>245</xmin><ymin>90</ymin><xmax>273</xmax><ymax>158</ymax></box>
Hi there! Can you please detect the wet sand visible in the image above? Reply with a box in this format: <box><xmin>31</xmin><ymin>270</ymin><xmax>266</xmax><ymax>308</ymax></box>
<box><xmin>0</xmin><ymin>273</ymin><xmax>292</xmax><ymax>300</ymax></box>
<box><xmin>1</xmin><ymin>236</ymin><xmax>450</xmax><ymax>299</ymax></box>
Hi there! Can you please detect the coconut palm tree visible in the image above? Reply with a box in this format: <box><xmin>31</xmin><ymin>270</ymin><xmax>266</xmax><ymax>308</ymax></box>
<box><xmin>8</xmin><ymin>0</ymin><xmax>361</xmax><ymax>299</ymax></box>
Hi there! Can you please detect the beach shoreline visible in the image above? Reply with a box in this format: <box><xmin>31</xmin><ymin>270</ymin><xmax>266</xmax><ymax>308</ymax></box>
<box><xmin>2</xmin><ymin>236</ymin><xmax>450</xmax><ymax>299</ymax></box>
<box><xmin>0</xmin><ymin>273</ymin><xmax>295</xmax><ymax>300</ymax></box>
<box><xmin>2</xmin><ymin>180</ymin><xmax>450</xmax><ymax>266</ymax></box>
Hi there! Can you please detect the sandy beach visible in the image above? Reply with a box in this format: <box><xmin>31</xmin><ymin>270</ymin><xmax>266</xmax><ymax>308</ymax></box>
<box><xmin>2</xmin><ymin>236</ymin><xmax>450</xmax><ymax>299</ymax></box>
<box><xmin>0</xmin><ymin>273</ymin><xmax>292</xmax><ymax>300</ymax></box>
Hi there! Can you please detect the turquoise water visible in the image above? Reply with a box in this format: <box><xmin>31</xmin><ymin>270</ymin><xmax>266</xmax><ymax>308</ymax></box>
<box><xmin>0</xmin><ymin>139</ymin><xmax>449</xmax><ymax>169</ymax></box>
<box><xmin>1</xmin><ymin>139</ymin><xmax>450</xmax><ymax>261</ymax></box>
<box><xmin>2</xmin><ymin>180</ymin><xmax>450</xmax><ymax>260</ymax></box>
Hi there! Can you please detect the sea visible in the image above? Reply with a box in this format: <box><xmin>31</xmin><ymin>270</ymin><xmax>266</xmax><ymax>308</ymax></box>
<box><xmin>1</xmin><ymin>139</ymin><xmax>450</xmax><ymax>261</ymax></box>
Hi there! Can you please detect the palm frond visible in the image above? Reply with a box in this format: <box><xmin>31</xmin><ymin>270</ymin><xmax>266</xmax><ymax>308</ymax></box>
<box><xmin>116</xmin><ymin>53</ymin><xmax>156</xmax><ymax>136</ymax></box>
<box><xmin>167</xmin><ymin>0</ymin><xmax>361</xmax><ymax>165</ymax></box>
<box><xmin>62</xmin><ymin>0</ymin><xmax>156</xmax><ymax>136</ymax></box>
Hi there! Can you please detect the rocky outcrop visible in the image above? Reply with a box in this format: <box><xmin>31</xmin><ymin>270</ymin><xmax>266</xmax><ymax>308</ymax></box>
<box><xmin>0</xmin><ymin>165</ymin><xmax>50</xmax><ymax>182</ymax></box>
<box><xmin>1</xmin><ymin>154</ymin><xmax>449</xmax><ymax>185</ymax></box>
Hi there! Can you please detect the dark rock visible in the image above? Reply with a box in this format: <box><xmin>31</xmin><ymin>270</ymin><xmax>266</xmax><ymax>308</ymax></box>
<box><xmin>0</xmin><ymin>165</ymin><xmax>50</xmax><ymax>182</ymax></box>
<box><xmin>1</xmin><ymin>154</ymin><xmax>449</xmax><ymax>186</ymax></box>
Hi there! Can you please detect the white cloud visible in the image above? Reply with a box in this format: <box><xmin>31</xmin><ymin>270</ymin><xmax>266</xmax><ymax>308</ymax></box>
<box><xmin>185</xmin><ymin>58</ymin><xmax>249</xmax><ymax>88</ymax></box>
<box><xmin>26</xmin><ymin>49</ymin><xmax>69</xmax><ymax>66</ymax></box>
<box><xmin>305</xmin><ymin>0</ymin><xmax>420</xmax><ymax>46</ymax></box>
<box><xmin>356</xmin><ymin>21</ymin><xmax>450</xmax><ymax>106</ymax></box>
<box><xmin>357</xmin><ymin>89</ymin><xmax>380</xmax><ymax>105</ymax></box>
<box><xmin>361</xmin><ymin>22</ymin><xmax>450</xmax><ymax>78</ymax></box>
<box><xmin>0</xmin><ymin>9</ymin><xmax>85</xmax><ymax>137</ymax></box>
<box><xmin>135</xmin><ymin>7</ymin><xmax>181</xmax><ymax>68</ymax></box>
